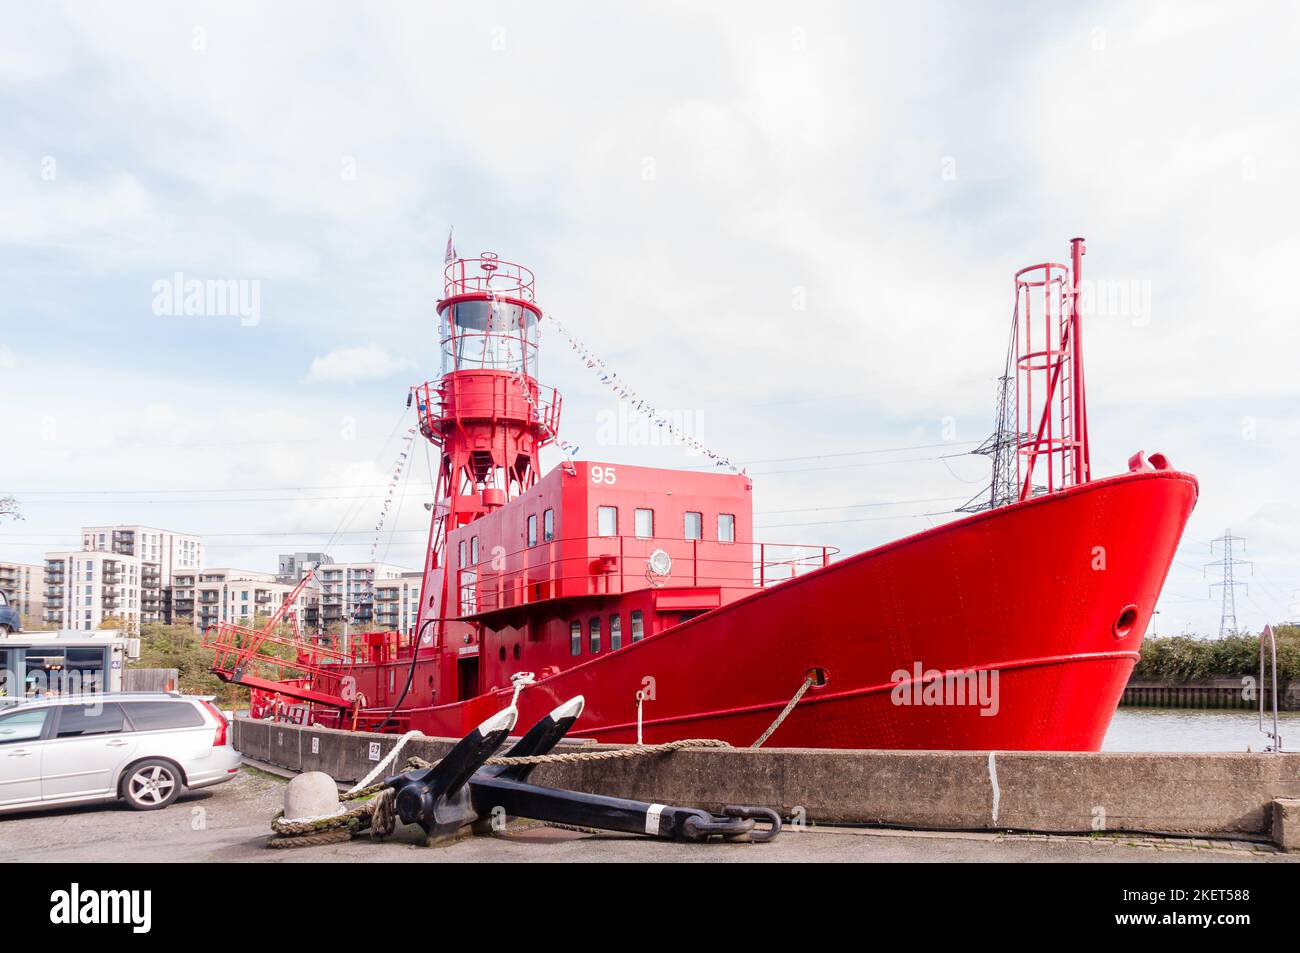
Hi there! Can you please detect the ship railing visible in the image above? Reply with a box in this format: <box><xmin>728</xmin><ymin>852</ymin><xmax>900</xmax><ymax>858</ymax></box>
<box><xmin>443</xmin><ymin>253</ymin><xmax>536</xmax><ymax>302</ymax></box>
<box><xmin>412</xmin><ymin>379</ymin><xmax>562</xmax><ymax>447</ymax></box>
<box><xmin>202</xmin><ymin>620</ymin><xmax>356</xmax><ymax>691</ymax></box>
<box><xmin>455</xmin><ymin>535</ymin><xmax>839</xmax><ymax>615</ymax></box>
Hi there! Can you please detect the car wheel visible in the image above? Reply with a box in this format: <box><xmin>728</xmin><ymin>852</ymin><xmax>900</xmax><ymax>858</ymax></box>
<box><xmin>0</xmin><ymin>625</ymin><xmax>10</xmax><ymax>635</ymax></box>
<box><xmin>121</xmin><ymin>759</ymin><xmax>183</xmax><ymax>811</ymax></box>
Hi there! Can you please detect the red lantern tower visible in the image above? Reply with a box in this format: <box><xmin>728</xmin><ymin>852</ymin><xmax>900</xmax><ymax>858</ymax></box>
<box><xmin>411</xmin><ymin>253</ymin><xmax>563</xmax><ymax>648</ymax></box>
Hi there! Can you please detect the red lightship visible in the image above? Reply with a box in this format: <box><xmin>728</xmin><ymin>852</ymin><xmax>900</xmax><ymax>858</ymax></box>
<box><xmin>208</xmin><ymin>238</ymin><xmax>1196</xmax><ymax>750</ymax></box>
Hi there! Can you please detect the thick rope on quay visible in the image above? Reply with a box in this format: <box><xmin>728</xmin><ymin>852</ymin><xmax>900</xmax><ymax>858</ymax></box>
<box><xmin>264</xmin><ymin>739</ymin><xmax>733</xmax><ymax>848</ymax></box>
<box><xmin>264</xmin><ymin>676</ymin><xmax>812</xmax><ymax>849</ymax></box>
<box><xmin>267</xmin><ymin>828</ymin><xmax>353</xmax><ymax>849</ymax></box>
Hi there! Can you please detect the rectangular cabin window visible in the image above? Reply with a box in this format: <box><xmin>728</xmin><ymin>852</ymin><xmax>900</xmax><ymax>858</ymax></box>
<box><xmin>570</xmin><ymin>621</ymin><xmax>581</xmax><ymax>656</ymax></box>
<box><xmin>684</xmin><ymin>511</ymin><xmax>703</xmax><ymax>541</ymax></box>
<box><xmin>718</xmin><ymin>513</ymin><xmax>735</xmax><ymax>543</ymax></box>
<box><xmin>589</xmin><ymin>616</ymin><xmax>601</xmax><ymax>653</ymax></box>
<box><xmin>459</xmin><ymin>540</ymin><xmax>467</xmax><ymax>567</ymax></box>
<box><xmin>634</xmin><ymin>508</ymin><xmax>654</xmax><ymax>539</ymax></box>
<box><xmin>471</xmin><ymin>536</ymin><xmax>479</xmax><ymax>565</ymax></box>
<box><xmin>597</xmin><ymin>506</ymin><xmax>618</xmax><ymax>537</ymax></box>
<box><xmin>527</xmin><ymin>514</ymin><xmax>538</xmax><ymax>547</ymax></box>
<box><xmin>630</xmin><ymin>610</ymin><xmax>644</xmax><ymax>642</ymax></box>
<box><xmin>543</xmin><ymin>508</ymin><xmax>555</xmax><ymax>542</ymax></box>
<box><xmin>610</xmin><ymin>614</ymin><xmax>622</xmax><ymax>650</ymax></box>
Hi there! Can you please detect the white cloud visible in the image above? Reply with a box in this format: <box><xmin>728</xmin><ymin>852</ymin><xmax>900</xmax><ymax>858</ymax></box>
<box><xmin>305</xmin><ymin>345</ymin><xmax>414</xmax><ymax>384</ymax></box>
<box><xmin>0</xmin><ymin>344</ymin><xmax>14</xmax><ymax>370</ymax></box>
<box><xmin>2</xmin><ymin>0</ymin><xmax>1299</xmax><ymax>633</ymax></box>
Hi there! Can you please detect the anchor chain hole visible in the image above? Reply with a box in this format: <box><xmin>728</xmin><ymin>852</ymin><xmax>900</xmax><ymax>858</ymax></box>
<box><xmin>1112</xmin><ymin>605</ymin><xmax>1139</xmax><ymax>639</ymax></box>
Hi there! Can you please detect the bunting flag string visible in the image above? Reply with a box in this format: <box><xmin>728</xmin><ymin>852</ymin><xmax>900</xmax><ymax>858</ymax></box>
<box><xmin>508</xmin><ymin>365</ymin><xmax>578</xmax><ymax>476</ymax></box>
<box><xmin>370</xmin><ymin>426</ymin><xmax>418</xmax><ymax>559</ymax></box>
<box><xmin>482</xmin><ymin>291</ymin><xmax>580</xmax><ymax>476</ymax></box>
<box><xmin>544</xmin><ymin>313</ymin><xmax>745</xmax><ymax>474</ymax></box>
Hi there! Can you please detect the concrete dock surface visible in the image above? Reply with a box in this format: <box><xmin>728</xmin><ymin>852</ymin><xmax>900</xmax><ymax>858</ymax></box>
<box><xmin>0</xmin><ymin>768</ymin><xmax>1293</xmax><ymax>863</ymax></box>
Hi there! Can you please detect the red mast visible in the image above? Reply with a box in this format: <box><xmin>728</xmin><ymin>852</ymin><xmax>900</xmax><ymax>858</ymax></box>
<box><xmin>1014</xmin><ymin>236</ymin><xmax>1091</xmax><ymax>500</ymax></box>
<box><xmin>411</xmin><ymin>252</ymin><xmax>562</xmax><ymax>652</ymax></box>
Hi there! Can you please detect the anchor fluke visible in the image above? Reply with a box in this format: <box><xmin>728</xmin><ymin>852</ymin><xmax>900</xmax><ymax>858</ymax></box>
<box><xmin>386</xmin><ymin>705</ymin><xmax>518</xmax><ymax>841</ymax></box>
<box><xmin>490</xmin><ymin>695</ymin><xmax>586</xmax><ymax>782</ymax></box>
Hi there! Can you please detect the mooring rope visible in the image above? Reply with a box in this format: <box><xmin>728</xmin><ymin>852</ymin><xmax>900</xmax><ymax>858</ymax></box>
<box><xmin>343</xmin><ymin>729</ymin><xmax>426</xmax><ymax>797</ymax></box>
<box><xmin>269</xmin><ymin>671</ymin><xmax>818</xmax><ymax>848</ymax></box>
<box><xmin>750</xmin><ymin>676</ymin><xmax>815</xmax><ymax>749</ymax></box>
<box><xmin>266</xmin><ymin>738</ymin><xmax>733</xmax><ymax>848</ymax></box>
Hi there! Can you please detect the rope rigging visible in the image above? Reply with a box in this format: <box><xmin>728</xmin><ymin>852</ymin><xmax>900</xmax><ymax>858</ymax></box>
<box><xmin>544</xmin><ymin>313</ymin><xmax>746</xmax><ymax>475</ymax></box>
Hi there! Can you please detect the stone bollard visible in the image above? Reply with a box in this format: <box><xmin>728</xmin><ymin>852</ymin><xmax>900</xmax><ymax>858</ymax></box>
<box><xmin>284</xmin><ymin>771</ymin><xmax>342</xmax><ymax>821</ymax></box>
<box><xmin>1272</xmin><ymin>798</ymin><xmax>1299</xmax><ymax>852</ymax></box>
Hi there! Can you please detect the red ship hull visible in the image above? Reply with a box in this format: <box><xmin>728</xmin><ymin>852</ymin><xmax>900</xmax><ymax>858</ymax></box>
<box><xmin>332</xmin><ymin>467</ymin><xmax>1196</xmax><ymax>751</ymax></box>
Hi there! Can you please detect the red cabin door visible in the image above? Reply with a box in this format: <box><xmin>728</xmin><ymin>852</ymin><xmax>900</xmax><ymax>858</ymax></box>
<box><xmin>457</xmin><ymin>657</ymin><xmax>480</xmax><ymax>701</ymax></box>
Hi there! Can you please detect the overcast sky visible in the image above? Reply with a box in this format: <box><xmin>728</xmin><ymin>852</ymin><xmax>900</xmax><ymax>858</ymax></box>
<box><xmin>2</xmin><ymin>1</ymin><xmax>1298</xmax><ymax>636</ymax></box>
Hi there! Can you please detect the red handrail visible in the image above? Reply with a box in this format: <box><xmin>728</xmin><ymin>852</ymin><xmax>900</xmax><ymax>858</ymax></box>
<box><xmin>453</xmin><ymin>534</ymin><xmax>838</xmax><ymax>616</ymax></box>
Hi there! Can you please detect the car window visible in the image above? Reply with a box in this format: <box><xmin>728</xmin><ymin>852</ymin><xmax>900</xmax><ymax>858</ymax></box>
<box><xmin>123</xmin><ymin>701</ymin><xmax>205</xmax><ymax>731</ymax></box>
<box><xmin>0</xmin><ymin>709</ymin><xmax>49</xmax><ymax>744</ymax></box>
<box><xmin>55</xmin><ymin>703</ymin><xmax>126</xmax><ymax>738</ymax></box>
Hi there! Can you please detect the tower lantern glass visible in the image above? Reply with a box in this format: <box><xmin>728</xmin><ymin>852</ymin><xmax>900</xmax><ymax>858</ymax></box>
<box><xmin>438</xmin><ymin>253</ymin><xmax>540</xmax><ymax>378</ymax></box>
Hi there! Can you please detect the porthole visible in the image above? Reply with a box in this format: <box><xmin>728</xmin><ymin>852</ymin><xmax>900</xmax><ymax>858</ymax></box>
<box><xmin>1113</xmin><ymin>605</ymin><xmax>1139</xmax><ymax>639</ymax></box>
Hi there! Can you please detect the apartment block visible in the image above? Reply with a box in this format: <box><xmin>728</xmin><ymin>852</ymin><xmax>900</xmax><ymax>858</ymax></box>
<box><xmin>372</xmin><ymin>571</ymin><xmax>424</xmax><ymax>633</ymax></box>
<box><xmin>276</xmin><ymin>551</ymin><xmax>333</xmax><ymax>584</ymax></box>
<box><xmin>0</xmin><ymin>561</ymin><xmax>46</xmax><ymax>626</ymax></box>
<box><xmin>43</xmin><ymin>550</ymin><xmax>144</xmax><ymax>633</ymax></box>
<box><xmin>316</xmin><ymin>562</ymin><xmax>409</xmax><ymax>629</ymax></box>
<box><xmin>186</xmin><ymin>568</ymin><xmax>318</xmax><ymax>632</ymax></box>
<box><xmin>81</xmin><ymin>524</ymin><xmax>203</xmax><ymax>624</ymax></box>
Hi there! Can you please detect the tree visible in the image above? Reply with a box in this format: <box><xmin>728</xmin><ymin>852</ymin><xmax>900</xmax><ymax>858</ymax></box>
<box><xmin>0</xmin><ymin>496</ymin><xmax>21</xmax><ymax>523</ymax></box>
<box><xmin>131</xmin><ymin>621</ymin><xmax>242</xmax><ymax>706</ymax></box>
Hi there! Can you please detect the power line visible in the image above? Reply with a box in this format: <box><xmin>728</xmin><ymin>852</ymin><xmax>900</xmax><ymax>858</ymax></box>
<box><xmin>678</xmin><ymin>440</ymin><xmax>981</xmax><ymax>470</ymax></box>
<box><xmin>2</xmin><ymin>439</ymin><xmax>987</xmax><ymax>496</ymax></box>
<box><xmin>0</xmin><ymin>491</ymin><xmax>975</xmax><ymax>546</ymax></box>
<box><xmin>755</xmin><ymin>509</ymin><xmax>960</xmax><ymax>531</ymax></box>
<box><xmin>754</xmin><ymin>494</ymin><xmax>970</xmax><ymax>515</ymax></box>
<box><xmin>0</xmin><ymin>455</ymin><xmax>984</xmax><ymax>503</ymax></box>
<box><xmin>2</xmin><ymin>484</ymin><xmax>395</xmax><ymax>496</ymax></box>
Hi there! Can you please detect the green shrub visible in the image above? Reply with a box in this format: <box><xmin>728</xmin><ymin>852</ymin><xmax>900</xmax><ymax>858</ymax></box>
<box><xmin>1133</xmin><ymin>626</ymin><xmax>1300</xmax><ymax>683</ymax></box>
<box><xmin>130</xmin><ymin>622</ymin><xmax>245</xmax><ymax>706</ymax></box>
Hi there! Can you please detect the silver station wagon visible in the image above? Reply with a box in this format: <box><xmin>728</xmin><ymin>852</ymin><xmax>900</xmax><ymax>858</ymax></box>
<box><xmin>0</xmin><ymin>692</ymin><xmax>241</xmax><ymax>814</ymax></box>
